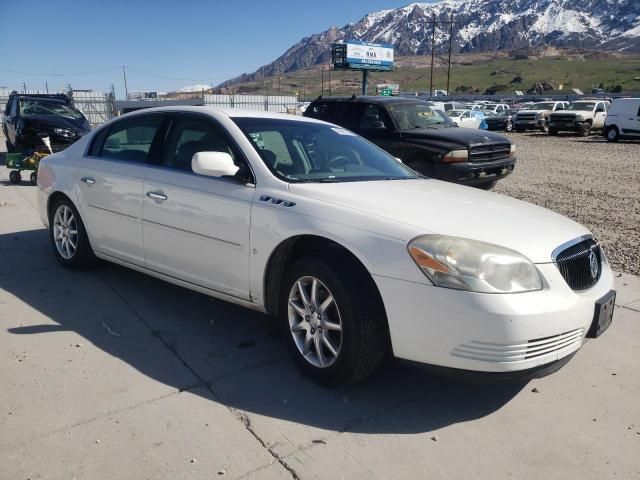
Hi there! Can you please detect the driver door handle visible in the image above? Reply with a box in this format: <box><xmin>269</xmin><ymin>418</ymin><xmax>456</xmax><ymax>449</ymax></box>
<box><xmin>146</xmin><ymin>191</ymin><xmax>168</xmax><ymax>201</ymax></box>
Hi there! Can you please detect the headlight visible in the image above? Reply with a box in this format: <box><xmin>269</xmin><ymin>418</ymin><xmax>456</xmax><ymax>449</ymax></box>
<box><xmin>442</xmin><ymin>149</ymin><xmax>468</xmax><ymax>163</ymax></box>
<box><xmin>53</xmin><ymin>128</ymin><xmax>72</xmax><ymax>136</ymax></box>
<box><xmin>508</xmin><ymin>144</ymin><xmax>516</xmax><ymax>156</ymax></box>
<box><xmin>407</xmin><ymin>235</ymin><xmax>542</xmax><ymax>293</ymax></box>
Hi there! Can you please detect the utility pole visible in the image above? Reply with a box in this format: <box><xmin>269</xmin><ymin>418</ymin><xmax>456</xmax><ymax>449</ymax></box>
<box><xmin>22</xmin><ymin>82</ymin><xmax>27</xmax><ymax>93</ymax></box>
<box><xmin>45</xmin><ymin>81</ymin><xmax>49</xmax><ymax>94</ymax></box>
<box><xmin>447</xmin><ymin>14</ymin><xmax>454</xmax><ymax>95</ymax></box>
<box><xmin>122</xmin><ymin>66</ymin><xmax>129</xmax><ymax>99</ymax></box>
<box><xmin>321</xmin><ymin>68</ymin><xmax>324</xmax><ymax>96</ymax></box>
<box><xmin>328</xmin><ymin>67</ymin><xmax>332</xmax><ymax>96</ymax></box>
<box><xmin>430</xmin><ymin>13</ymin><xmax>436</xmax><ymax>97</ymax></box>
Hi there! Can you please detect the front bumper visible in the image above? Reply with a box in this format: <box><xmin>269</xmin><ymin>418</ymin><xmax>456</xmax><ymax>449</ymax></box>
<box><xmin>433</xmin><ymin>157</ymin><xmax>516</xmax><ymax>186</ymax></box>
<box><xmin>374</xmin><ymin>262</ymin><xmax>614</xmax><ymax>375</ymax></box>
<box><xmin>548</xmin><ymin>120</ymin><xmax>582</xmax><ymax>132</ymax></box>
<box><xmin>515</xmin><ymin>119</ymin><xmax>544</xmax><ymax>129</ymax></box>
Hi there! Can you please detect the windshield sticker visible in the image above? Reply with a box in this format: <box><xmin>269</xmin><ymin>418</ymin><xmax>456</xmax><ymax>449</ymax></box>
<box><xmin>331</xmin><ymin>127</ymin><xmax>356</xmax><ymax>136</ymax></box>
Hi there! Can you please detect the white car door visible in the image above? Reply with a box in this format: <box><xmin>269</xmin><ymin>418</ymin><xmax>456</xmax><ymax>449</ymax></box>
<box><xmin>593</xmin><ymin>102</ymin><xmax>607</xmax><ymax>129</ymax></box>
<box><xmin>76</xmin><ymin>114</ymin><xmax>165</xmax><ymax>266</ymax></box>
<box><xmin>141</xmin><ymin>113</ymin><xmax>255</xmax><ymax>300</ymax></box>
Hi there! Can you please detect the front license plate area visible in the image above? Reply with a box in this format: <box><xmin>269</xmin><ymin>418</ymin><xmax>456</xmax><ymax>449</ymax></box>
<box><xmin>587</xmin><ymin>290</ymin><xmax>616</xmax><ymax>338</ymax></box>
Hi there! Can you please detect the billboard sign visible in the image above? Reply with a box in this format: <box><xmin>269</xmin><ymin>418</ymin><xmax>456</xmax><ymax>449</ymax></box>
<box><xmin>332</xmin><ymin>41</ymin><xmax>394</xmax><ymax>71</ymax></box>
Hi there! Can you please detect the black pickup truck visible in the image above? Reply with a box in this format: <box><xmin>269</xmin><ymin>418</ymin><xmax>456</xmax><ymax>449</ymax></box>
<box><xmin>304</xmin><ymin>96</ymin><xmax>516</xmax><ymax>189</ymax></box>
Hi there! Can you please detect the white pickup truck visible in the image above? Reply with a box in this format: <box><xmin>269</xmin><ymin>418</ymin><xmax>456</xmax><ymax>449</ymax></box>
<box><xmin>514</xmin><ymin>101</ymin><xmax>569</xmax><ymax>133</ymax></box>
<box><xmin>547</xmin><ymin>100</ymin><xmax>610</xmax><ymax>136</ymax></box>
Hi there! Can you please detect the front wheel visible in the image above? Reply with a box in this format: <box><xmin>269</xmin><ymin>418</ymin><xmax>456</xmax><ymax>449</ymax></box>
<box><xmin>580</xmin><ymin>123</ymin><xmax>592</xmax><ymax>137</ymax></box>
<box><xmin>504</xmin><ymin>120</ymin><xmax>513</xmax><ymax>132</ymax></box>
<box><xmin>9</xmin><ymin>170</ymin><xmax>21</xmax><ymax>184</ymax></box>
<box><xmin>30</xmin><ymin>171</ymin><xmax>38</xmax><ymax>186</ymax></box>
<box><xmin>281</xmin><ymin>256</ymin><xmax>387</xmax><ymax>386</ymax></box>
<box><xmin>606</xmin><ymin>126</ymin><xmax>620</xmax><ymax>142</ymax></box>
<box><xmin>49</xmin><ymin>198</ymin><xmax>97</xmax><ymax>269</ymax></box>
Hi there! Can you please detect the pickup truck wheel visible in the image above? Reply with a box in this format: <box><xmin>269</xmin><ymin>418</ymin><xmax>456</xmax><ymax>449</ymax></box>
<box><xmin>281</xmin><ymin>256</ymin><xmax>387</xmax><ymax>386</ymax></box>
<box><xmin>540</xmin><ymin>123</ymin><xmax>549</xmax><ymax>133</ymax></box>
<box><xmin>606</xmin><ymin>126</ymin><xmax>620</xmax><ymax>142</ymax></box>
<box><xmin>504</xmin><ymin>120</ymin><xmax>513</xmax><ymax>132</ymax></box>
<box><xmin>49</xmin><ymin>198</ymin><xmax>97</xmax><ymax>269</ymax></box>
<box><xmin>580</xmin><ymin>123</ymin><xmax>592</xmax><ymax>137</ymax></box>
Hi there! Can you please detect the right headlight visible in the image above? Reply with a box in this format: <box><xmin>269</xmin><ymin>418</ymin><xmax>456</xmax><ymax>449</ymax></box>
<box><xmin>407</xmin><ymin>235</ymin><xmax>542</xmax><ymax>293</ymax></box>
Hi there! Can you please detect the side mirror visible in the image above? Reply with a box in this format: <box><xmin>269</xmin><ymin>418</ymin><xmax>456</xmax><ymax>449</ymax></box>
<box><xmin>192</xmin><ymin>151</ymin><xmax>239</xmax><ymax>178</ymax></box>
<box><xmin>372</xmin><ymin>120</ymin><xmax>386</xmax><ymax>129</ymax></box>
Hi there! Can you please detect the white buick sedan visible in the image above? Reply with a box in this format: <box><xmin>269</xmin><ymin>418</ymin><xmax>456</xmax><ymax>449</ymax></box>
<box><xmin>36</xmin><ymin>107</ymin><xmax>615</xmax><ymax>385</ymax></box>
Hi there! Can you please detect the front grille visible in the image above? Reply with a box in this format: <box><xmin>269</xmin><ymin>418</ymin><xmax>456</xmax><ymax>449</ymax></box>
<box><xmin>451</xmin><ymin>328</ymin><xmax>584</xmax><ymax>363</ymax></box>
<box><xmin>469</xmin><ymin>143</ymin><xmax>511</xmax><ymax>163</ymax></box>
<box><xmin>554</xmin><ymin>238</ymin><xmax>602</xmax><ymax>290</ymax></box>
<box><xmin>551</xmin><ymin>114</ymin><xmax>576</xmax><ymax>123</ymax></box>
<box><xmin>517</xmin><ymin>113</ymin><xmax>537</xmax><ymax>121</ymax></box>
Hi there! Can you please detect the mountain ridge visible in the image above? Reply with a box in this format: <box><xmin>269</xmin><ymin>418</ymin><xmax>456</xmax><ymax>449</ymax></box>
<box><xmin>220</xmin><ymin>0</ymin><xmax>640</xmax><ymax>87</ymax></box>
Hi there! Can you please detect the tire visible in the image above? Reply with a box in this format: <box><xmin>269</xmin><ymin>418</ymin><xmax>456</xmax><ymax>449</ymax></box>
<box><xmin>548</xmin><ymin>128</ymin><xmax>559</xmax><ymax>136</ymax></box>
<box><xmin>9</xmin><ymin>170</ymin><xmax>21</xmax><ymax>184</ymax></box>
<box><xmin>540</xmin><ymin>124</ymin><xmax>549</xmax><ymax>133</ymax></box>
<box><xmin>477</xmin><ymin>180</ymin><xmax>497</xmax><ymax>190</ymax></box>
<box><xmin>30</xmin><ymin>171</ymin><xmax>38</xmax><ymax>186</ymax></box>
<box><xmin>48</xmin><ymin>197</ymin><xmax>97</xmax><ymax>269</ymax></box>
<box><xmin>580</xmin><ymin>123</ymin><xmax>592</xmax><ymax>137</ymax></box>
<box><xmin>280</xmin><ymin>256</ymin><xmax>387</xmax><ymax>386</ymax></box>
<box><xmin>606</xmin><ymin>126</ymin><xmax>620</xmax><ymax>142</ymax></box>
<box><xmin>504</xmin><ymin>120</ymin><xmax>513</xmax><ymax>132</ymax></box>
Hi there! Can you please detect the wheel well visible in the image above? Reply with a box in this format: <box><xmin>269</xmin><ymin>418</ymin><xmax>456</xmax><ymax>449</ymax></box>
<box><xmin>263</xmin><ymin>235</ymin><xmax>384</xmax><ymax>319</ymax></box>
<box><xmin>47</xmin><ymin>192</ymin><xmax>72</xmax><ymax>221</ymax></box>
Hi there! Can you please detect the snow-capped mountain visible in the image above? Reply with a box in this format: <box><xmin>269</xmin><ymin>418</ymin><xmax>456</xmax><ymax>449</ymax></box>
<box><xmin>178</xmin><ymin>84</ymin><xmax>212</xmax><ymax>93</ymax></box>
<box><xmin>221</xmin><ymin>0</ymin><xmax>640</xmax><ymax>86</ymax></box>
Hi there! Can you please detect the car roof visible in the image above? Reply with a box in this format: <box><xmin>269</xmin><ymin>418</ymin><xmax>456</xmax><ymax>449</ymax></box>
<box><xmin>111</xmin><ymin>105</ymin><xmax>328</xmax><ymax>124</ymax></box>
<box><xmin>310</xmin><ymin>95</ymin><xmax>424</xmax><ymax>105</ymax></box>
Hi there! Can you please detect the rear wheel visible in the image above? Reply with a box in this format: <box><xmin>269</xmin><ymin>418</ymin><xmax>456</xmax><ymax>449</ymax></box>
<box><xmin>9</xmin><ymin>170</ymin><xmax>21</xmax><ymax>184</ymax></box>
<box><xmin>49</xmin><ymin>198</ymin><xmax>97</xmax><ymax>269</ymax></box>
<box><xmin>504</xmin><ymin>120</ymin><xmax>513</xmax><ymax>132</ymax></box>
<box><xmin>281</xmin><ymin>256</ymin><xmax>387</xmax><ymax>386</ymax></box>
<box><xmin>30</xmin><ymin>171</ymin><xmax>38</xmax><ymax>186</ymax></box>
<box><xmin>606</xmin><ymin>126</ymin><xmax>620</xmax><ymax>142</ymax></box>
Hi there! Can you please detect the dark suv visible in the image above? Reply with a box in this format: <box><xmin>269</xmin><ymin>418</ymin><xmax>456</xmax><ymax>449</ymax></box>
<box><xmin>2</xmin><ymin>92</ymin><xmax>91</xmax><ymax>153</ymax></box>
<box><xmin>304</xmin><ymin>96</ymin><xmax>516</xmax><ymax>189</ymax></box>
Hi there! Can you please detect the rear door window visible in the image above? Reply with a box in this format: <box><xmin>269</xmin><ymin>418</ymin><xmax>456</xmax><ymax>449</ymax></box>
<box><xmin>98</xmin><ymin>116</ymin><xmax>163</xmax><ymax>163</ymax></box>
<box><xmin>306</xmin><ymin>102</ymin><xmax>359</xmax><ymax>130</ymax></box>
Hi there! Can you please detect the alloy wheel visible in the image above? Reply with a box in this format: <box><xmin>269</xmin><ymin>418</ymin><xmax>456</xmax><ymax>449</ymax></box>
<box><xmin>53</xmin><ymin>205</ymin><xmax>78</xmax><ymax>260</ymax></box>
<box><xmin>288</xmin><ymin>276</ymin><xmax>342</xmax><ymax>368</ymax></box>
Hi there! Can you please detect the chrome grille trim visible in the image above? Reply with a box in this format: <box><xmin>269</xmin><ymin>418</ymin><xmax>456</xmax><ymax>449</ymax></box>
<box><xmin>451</xmin><ymin>328</ymin><xmax>584</xmax><ymax>363</ymax></box>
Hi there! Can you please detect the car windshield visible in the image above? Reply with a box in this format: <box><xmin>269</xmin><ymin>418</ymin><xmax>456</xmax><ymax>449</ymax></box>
<box><xmin>529</xmin><ymin>103</ymin><xmax>555</xmax><ymax>110</ymax></box>
<box><xmin>386</xmin><ymin>102</ymin><xmax>448</xmax><ymax>129</ymax></box>
<box><xmin>566</xmin><ymin>103</ymin><xmax>596</xmax><ymax>111</ymax></box>
<box><xmin>232</xmin><ymin>117</ymin><xmax>420</xmax><ymax>183</ymax></box>
<box><xmin>448</xmin><ymin>111</ymin><xmax>463</xmax><ymax>117</ymax></box>
<box><xmin>19</xmin><ymin>99</ymin><xmax>83</xmax><ymax>119</ymax></box>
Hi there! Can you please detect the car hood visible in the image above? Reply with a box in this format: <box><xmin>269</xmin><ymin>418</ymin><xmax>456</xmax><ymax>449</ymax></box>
<box><xmin>289</xmin><ymin>179</ymin><xmax>589</xmax><ymax>263</ymax></box>
<box><xmin>516</xmin><ymin>110</ymin><xmax>547</xmax><ymax>115</ymax></box>
<box><xmin>22</xmin><ymin>114</ymin><xmax>88</xmax><ymax>132</ymax></box>
<box><xmin>550</xmin><ymin>111</ymin><xmax>582</xmax><ymax>117</ymax></box>
<box><xmin>399</xmin><ymin>127</ymin><xmax>510</xmax><ymax>147</ymax></box>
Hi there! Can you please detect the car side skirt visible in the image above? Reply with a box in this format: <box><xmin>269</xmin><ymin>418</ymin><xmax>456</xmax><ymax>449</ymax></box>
<box><xmin>94</xmin><ymin>251</ymin><xmax>267</xmax><ymax>313</ymax></box>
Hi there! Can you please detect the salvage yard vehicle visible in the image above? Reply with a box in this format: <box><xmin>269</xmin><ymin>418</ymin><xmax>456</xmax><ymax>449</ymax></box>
<box><xmin>514</xmin><ymin>101</ymin><xmax>569</xmax><ymax>133</ymax></box>
<box><xmin>547</xmin><ymin>100</ymin><xmax>610</xmax><ymax>136</ymax></box>
<box><xmin>37</xmin><ymin>106</ymin><xmax>615</xmax><ymax>386</ymax></box>
<box><xmin>484</xmin><ymin>109</ymin><xmax>519</xmax><ymax>132</ymax></box>
<box><xmin>2</xmin><ymin>91</ymin><xmax>91</xmax><ymax>153</ymax></box>
<box><xmin>304</xmin><ymin>96</ymin><xmax>514</xmax><ymax>190</ymax></box>
<box><xmin>603</xmin><ymin>98</ymin><xmax>640</xmax><ymax>142</ymax></box>
<box><xmin>447</xmin><ymin>110</ymin><xmax>483</xmax><ymax>129</ymax></box>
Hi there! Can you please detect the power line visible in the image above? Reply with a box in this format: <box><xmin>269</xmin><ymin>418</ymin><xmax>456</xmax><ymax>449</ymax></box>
<box><xmin>124</xmin><ymin>66</ymin><xmax>232</xmax><ymax>83</ymax></box>
<box><xmin>0</xmin><ymin>67</ymin><xmax>121</xmax><ymax>76</ymax></box>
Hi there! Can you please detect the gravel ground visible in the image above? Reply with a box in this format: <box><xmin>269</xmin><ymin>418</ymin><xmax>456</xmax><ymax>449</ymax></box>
<box><xmin>494</xmin><ymin>132</ymin><xmax>640</xmax><ymax>275</ymax></box>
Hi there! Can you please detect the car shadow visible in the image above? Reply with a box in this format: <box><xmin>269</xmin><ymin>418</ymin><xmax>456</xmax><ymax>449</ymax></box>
<box><xmin>1</xmin><ymin>228</ymin><xmax>525</xmax><ymax>435</ymax></box>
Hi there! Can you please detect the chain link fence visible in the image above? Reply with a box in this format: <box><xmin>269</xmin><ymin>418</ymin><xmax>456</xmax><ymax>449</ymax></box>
<box><xmin>204</xmin><ymin>94</ymin><xmax>299</xmax><ymax>113</ymax></box>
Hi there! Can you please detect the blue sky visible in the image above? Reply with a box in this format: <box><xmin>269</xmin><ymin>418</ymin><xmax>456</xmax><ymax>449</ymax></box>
<box><xmin>0</xmin><ymin>0</ymin><xmax>419</xmax><ymax>97</ymax></box>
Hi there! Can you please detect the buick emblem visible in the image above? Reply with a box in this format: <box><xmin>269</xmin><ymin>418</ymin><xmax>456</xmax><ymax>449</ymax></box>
<box><xmin>589</xmin><ymin>250</ymin><xmax>599</xmax><ymax>279</ymax></box>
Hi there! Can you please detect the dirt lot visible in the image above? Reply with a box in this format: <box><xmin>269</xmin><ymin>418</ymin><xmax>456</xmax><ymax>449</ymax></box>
<box><xmin>495</xmin><ymin>132</ymin><xmax>640</xmax><ymax>275</ymax></box>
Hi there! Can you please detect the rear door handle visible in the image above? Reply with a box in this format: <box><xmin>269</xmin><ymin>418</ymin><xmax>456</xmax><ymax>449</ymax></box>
<box><xmin>146</xmin><ymin>191</ymin><xmax>168</xmax><ymax>201</ymax></box>
<box><xmin>81</xmin><ymin>176</ymin><xmax>95</xmax><ymax>185</ymax></box>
